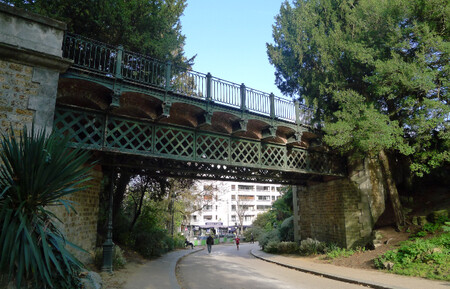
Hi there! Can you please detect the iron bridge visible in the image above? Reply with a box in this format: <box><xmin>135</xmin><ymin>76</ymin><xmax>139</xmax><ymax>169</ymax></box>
<box><xmin>53</xmin><ymin>33</ymin><xmax>345</xmax><ymax>184</ymax></box>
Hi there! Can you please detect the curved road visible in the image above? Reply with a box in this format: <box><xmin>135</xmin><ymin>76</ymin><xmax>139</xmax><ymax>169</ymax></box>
<box><xmin>177</xmin><ymin>243</ymin><xmax>365</xmax><ymax>289</ymax></box>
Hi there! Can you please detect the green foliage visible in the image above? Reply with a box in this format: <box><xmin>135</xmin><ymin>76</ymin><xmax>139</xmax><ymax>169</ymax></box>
<box><xmin>277</xmin><ymin>241</ymin><xmax>299</xmax><ymax>254</ymax></box>
<box><xmin>243</xmin><ymin>227</ymin><xmax>261</xmax><ymax>242</ymax></box>
<box><xmin>374</xmin><ymin>232</ymin><xmax>450</xmax><ymax>280</ymax></box>
<box><xmin>325</xmin><ymin>247</ymin><xmax>365</xmax><ymax>260</ymax></box>
<box><xmin>264</xmin><ymin>241</ymin><xmax>303</xmax><ymax>254</ymax></box>
<box><xmin>259</xmin><ymin>229</ymin><xmax>280</xmax><ymax>251</ymax></box>
<box><xmin>264</xmin><ymin>241</ymin><xmax>280</xmax><ymax>254</ymax></box>
<box><xmin>278</xmin><ymin>216</ymin><xmax>294</xmax><ymax>242</ymax></box>
<box><xmin>268</xmin><ymin>0</ymin><xmax>449</xmax><ymax>175</ymax></box>
<box><xmin>134</xmin><ymin>227</ymin><xmax>167</xmax><ymax>258</ymax></box>
<box><xmin>299</xmin><ymin>238</ymin><xmax>327</xmax><ymax>255</ymax></box>
<box><xmin>298</xmin><ymin>238</ymin><xmax>327</xmax><ymax>255</ymax></box>
<box><xmin>94</xmin><ymin>245</ymin><xmax>127</xmax><ymax>270</ymax></box>
<box><xmin>5</xmin><ymin>0</ymin><xmax>191</xmax><ymax>65</ymax></box>
<box><xmin>253</xmin><ymin>210</ymin><xmax>277</xmax><ymax>232</ymax></box>
<box><xmin>443</xmin><ymin>222</ymin><xmax>450</xmax><ymax>232</ymax></box>
<box><xmin>0</xmin><ymin>125</ymin><xmax>92</xmax><ymax>288</ymax></box>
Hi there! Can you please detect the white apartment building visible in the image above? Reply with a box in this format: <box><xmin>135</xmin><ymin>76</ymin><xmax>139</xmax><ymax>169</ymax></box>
<box><xmin>187</xmin><ymin>181</ymin><xmax>283</xmax><ymax>235</ymax></box>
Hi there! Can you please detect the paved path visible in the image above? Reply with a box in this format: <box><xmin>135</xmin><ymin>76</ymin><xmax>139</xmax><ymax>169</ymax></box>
<box><xmin>123</xmin><ymin>247</ymin><xmax>203</xmax><ymax>289</ymax></box>
<box><xmin>251</xmin><ymin>249</ymin><xmax>450</xmax><ymax>289</ymax></box>
<box><xmin>122</xmin><ymin>245</ymin><xmax>449</xmax><ymax>289</ymax></box>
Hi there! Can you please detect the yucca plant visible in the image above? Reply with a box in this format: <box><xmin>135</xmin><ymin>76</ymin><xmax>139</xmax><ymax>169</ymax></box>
<box><xmin>0</xmin><ymin>125</ymin><xmax>92</xmax><ymax>288</ymax></box>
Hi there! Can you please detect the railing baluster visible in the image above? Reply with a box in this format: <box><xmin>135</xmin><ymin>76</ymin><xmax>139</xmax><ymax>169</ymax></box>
<box><xmin>63</xmin><ymin>33</ymin><xmax>316</xmax><ymax>126</ymax></box>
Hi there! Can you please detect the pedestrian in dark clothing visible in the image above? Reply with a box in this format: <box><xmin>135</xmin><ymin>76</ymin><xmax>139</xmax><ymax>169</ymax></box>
<box><xmin>250</xmin><ymin>233</ymin><xmax>254</xmax><ymax>244</ymax></box>
<box><xmin>235</xmin><ymin>236</ymin><xmax>240</xmax><ymax>250</ymax></box>
<box><xmin>206</xmin><ymin>235</ymin><xmax>214</xmax><ymax>253</ymax></box>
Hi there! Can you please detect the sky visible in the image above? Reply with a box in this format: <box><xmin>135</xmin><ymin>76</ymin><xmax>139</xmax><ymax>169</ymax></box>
<box><xmin>180</xmin><ymin>1</ymin><xmax>286</xmax><ymax>97</ymax></box>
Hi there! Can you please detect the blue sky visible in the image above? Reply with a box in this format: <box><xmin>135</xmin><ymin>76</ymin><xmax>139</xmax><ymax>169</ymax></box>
<box><xmin>181</xmin><ymin>1</ymin><xmax>286</xmax><ymax>97</ymax></box>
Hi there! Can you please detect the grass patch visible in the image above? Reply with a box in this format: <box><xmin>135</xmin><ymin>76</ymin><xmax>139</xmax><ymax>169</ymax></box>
<box><xmin>324</xmin><ymin>246</ymin><xmax>365</xmax><ymax>259</ymax></box>
<box><xmin>374</xmin><ymin>232</ymin><xmax>450</xmax><ymax>281</ymax></box>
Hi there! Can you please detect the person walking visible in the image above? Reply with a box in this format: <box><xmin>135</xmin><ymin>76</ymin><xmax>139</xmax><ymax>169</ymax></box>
<box><xmin>206</xmin><ymin>234</ymin><xmax>214</xmax><ymax>254</ymax></box>
<box><xmin>235</xmin><ymin>236</ymin><xmax>240</xmax><ymax>250</ymax></box>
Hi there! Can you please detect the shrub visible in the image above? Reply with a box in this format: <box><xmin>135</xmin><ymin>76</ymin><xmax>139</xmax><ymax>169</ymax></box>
<box><xmin>258</xmin><ymin>229</ymin><xmax>280</xmax><ymax>250</ymax></box>
<box><xmin>94</xmin><ymin>245</ymin><xmax>127</xmax><ymax>270</ymax></box>
<box><xmin>265</xmin><ymin>241</ymin><xmax>279</xmax><ymax>253</ymax></box>
<box><xmin>134</xmin><ymin>228</ymin><xmax>167</xmax><ymax>258</ymax></box>
<box><xmin>374</xmin><ymin>232</ymin><xmax>450</xmax><ymax>280</ymax></box>
<box><xmin>278</xmin><ymin>216</ymin><xmax>294</xmax><ymax>242</ymax></box>
<box><xmin>277</xmin><ymin>241</ymin><xmax>299</xmax><ymax>254</ymax></box>
<box><xmin>0</xmin><ymin>125</ymin><xmax>92</xmax><ymax>288</ymax></box>
<box><xmin>325</xmin><ymin>246</ymin><xmax>365</xmax><ymax>259</ymax></box>
<box><xmin>299</xmin><ymin>238</ymin><xmax>327</xmax><ymax>255</ymax></box>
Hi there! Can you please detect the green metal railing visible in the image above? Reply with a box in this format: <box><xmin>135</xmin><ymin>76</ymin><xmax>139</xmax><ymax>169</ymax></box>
<box><xmin>62</xmin><ymin>33</ymin><xmax>314</xmax><ymax>124</ymax></box>
<box><xmin>54</xmin><ymin>107</ymin><xmax>342</xmax><ymax>175</ymax></box>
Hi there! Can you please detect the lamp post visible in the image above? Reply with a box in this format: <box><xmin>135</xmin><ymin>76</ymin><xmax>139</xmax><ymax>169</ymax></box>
<box><xmin>102</xmin><ymin>168</ymin><xmax>115</xmax><ymax>272</ymax></box>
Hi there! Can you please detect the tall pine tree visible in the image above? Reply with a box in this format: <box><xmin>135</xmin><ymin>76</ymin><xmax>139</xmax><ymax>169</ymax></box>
<box><xmin>268</xmin><ymin>0</ymin><xmax>449</xmax><ymax>228</ymax></box>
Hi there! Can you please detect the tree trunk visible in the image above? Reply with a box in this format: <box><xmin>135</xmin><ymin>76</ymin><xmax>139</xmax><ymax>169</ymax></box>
<box><xmin>129</xmin><ymin>188</ymin><xmax>146</xmax><ymax>232</ymax></box>
<box><xmin>379</xmin><ymin>150</ymin><xmax>405</xmax><ymax>229</ymax></box>
<box><xmin>112</xmin><ymin>170</ymin><xmax>132</xmax><ymax>224</ymax></box>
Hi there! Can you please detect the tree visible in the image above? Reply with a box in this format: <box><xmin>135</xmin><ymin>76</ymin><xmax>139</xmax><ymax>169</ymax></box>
<box><xmin>4</xmin><ymin>0</ymin><xmax>192</xmax><ymax>66</ymax></box>
<box><xmin>268</xmin><ymin>0</ymin><xmax>449</xmax><ymax>228</ymax></box>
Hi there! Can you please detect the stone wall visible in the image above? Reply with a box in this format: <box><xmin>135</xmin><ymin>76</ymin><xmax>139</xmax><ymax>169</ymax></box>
<box><xmin>0</xmin><ymin>4</ymin><xmax>101</xmax><ymax>264</ymax></box>
<box><xmin>0</xmin><ymin>3</ymin><xmax>71</xmax><ymax>134</ymax></box>
<box><xmin>0</xmin><ymin>60</ymin><xmax>37</xmax><ymax>133</ymax></box>
<box><xmin>294</xmin><ymin>157</ymin><xmax>385</xmax><ymax>248</ymax></box>
<box><xmin>51</xmin><ymin>166</ymin><xmax>103</xmax><ymax>263</ymax></box>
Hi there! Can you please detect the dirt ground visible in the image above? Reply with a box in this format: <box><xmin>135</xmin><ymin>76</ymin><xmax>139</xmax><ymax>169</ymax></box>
<box><xmin>314</xmin><ymin>226</ymin><xmax>410</xmax><ymax>269</ymax></box>
<box><xmin>97</xmin><ymin>250</ymin><xmax>149</xmax><ymax>289</ymax></box>
<box><xmin>99</xmin><ymin>227</ymin><xmax>409</xmax><ymax>288</ymax></box>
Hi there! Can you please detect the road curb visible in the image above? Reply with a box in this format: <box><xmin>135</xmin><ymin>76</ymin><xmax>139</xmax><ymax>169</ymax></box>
<box><xmin>250</xmin><ymin>249</ymin><xmax>399</xmax><ymax>289</ymax></box>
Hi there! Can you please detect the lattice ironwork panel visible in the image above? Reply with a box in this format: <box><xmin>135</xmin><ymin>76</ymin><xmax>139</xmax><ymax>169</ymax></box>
<box><xmin>196</xmin><ymin>133</ymin><xmax>229</xmax><ymax>163</ymax></box>
<box><xmin>261</xmin><ymin>144</ymin><xmax>286</xmax><ymax>169</ymax></box>
<box><xmin>310</xmin><ymin>152</ymin><xmax>329</xmax><ymax>173</ymax></box>
<box><xmin>54</xmin><ymin>109</ymin><xmax>104</xmax><ymax>149</ymax></box>
<box><xmin>154</xmin><ymin>127</ymin><xmax>194</xmax><ymax>159</ymax></box>
<box><xmin>105</xmin><ymin>117</ymin><xmax>153</xmax><ymax>154</ymax></box>
<box><xmin>231</xmin><ymin>139</ymin><xmax>260</xmax><ymax>166</ymax></box>
<box><xmin>287</xmin><ymin>148</ymin><xmax>308</xmax><ymax>170</ymax></box>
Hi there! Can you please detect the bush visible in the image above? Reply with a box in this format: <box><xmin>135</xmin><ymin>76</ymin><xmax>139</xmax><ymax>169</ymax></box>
<box><xmin>244</xmin><ymin>227</ymin><xmax>261</xmax><ymax>242</ymax></box>
<box><xmin>278</xmin><ymin>216</ymin><xmax>294</xmax><ymax>242</ymax></box>
<box><xmin>94</xmin><ymin>245</ymin><xmax>127</xmax><ymax>270</ymax></box>
<box><xmin>374</xmin><ymin>232</ymin><xmax>450</xmax><ymax>280</ymax></box>
<box><xmin>325</xmin><ymin>246</ymin><xmax>364</xmax><ymax>259</ymax></box>
<box><xmin>258</xmin><ymin>229</ymin><xmax>280</xmax><ymax>250</ymax></box>
<box><xmin>134</xmin><ymin>228</ymin><xmax>167</xmax><ymax>258</ymax></box>
<box><xmin>277</xmin><ymin>241</ymin><xmax>299</xmax><ymax>254</ymax></box>
<box><xmin>299</xmin><ymin>238</ymin><xmax>327</xmax><ymax>255</ymax></box>
<box><xmin>265</xmin><ymin>241</ymin><xmax>279</xmax><ymax>253</ymax></box>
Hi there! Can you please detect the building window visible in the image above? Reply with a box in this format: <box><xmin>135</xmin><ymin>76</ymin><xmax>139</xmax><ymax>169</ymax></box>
<box><xmin>257</xmin><ymin>195</ymin><xmax>270</xmax><ymax>201</ymax></box>
<box><xmin>192</xmin><ymin>215</ymin><xmax>197</xmax><ymax>221</ymax></box>
<box><xmin>231</xmin><ymin>205</ymin><xmax>236</xmax><ymax>211</ymax></box>
<box><xmin>231</xmin><ymin>195</ymin><xmax>236</xmax><ymax>200</ymax></box>
<box><xmin>257</xmin><ymin>205</ymin><xmax>271</xmax><ymax>210</ymax></box>
<box><xmin>203</xmin><ymin>215</ymin><xmax>212</xmax><ymax>220</ymax></box>
<box><xmin>238</xmin><ymin>185</ymin><xmax>254</xmax><ymax>191</ymax></box>
<box><xmin>231</xmin><ymin>185</ymin><xmax>236</xmax><ymax>190</ymax></box>
<box><xmin>238</xmin><ymin>195</ymin><xmax>255</xmax><ymax>201</ymax></box>
<box><xmin>231</xmin><ymin>215</ymin><xmax>236</xmax><ymax>221</ymax></box>
<box><xmin>204</xmin><ymin>205</ymin><xmax>213</xmax><ymax>211</ymax></box>
<box><xmin>244</xmin><ymin>215</ymin><xmax>254</xmax><ymax>222</ymax></box>
<box><xmin>272</xmin><ymin>196</ymin><xmax>275</xmax><ymax>200</ymax></box>
<box><xmin>256</xmin><ymin>185</ymin><xmax>270</xmax><ymax>191</ymax></box>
